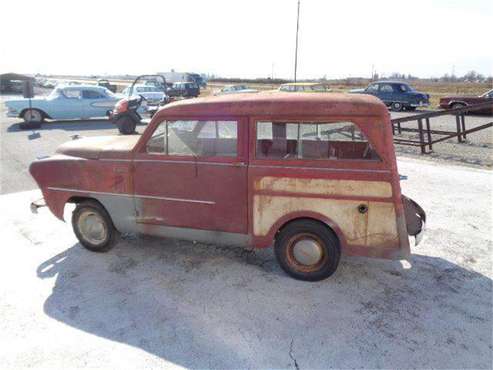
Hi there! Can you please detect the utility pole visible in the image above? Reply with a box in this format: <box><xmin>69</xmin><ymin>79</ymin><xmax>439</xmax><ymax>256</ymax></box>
<box><xmin>294</xmin><ymin>0</ymin><xmax>300</xmax><ymax>82</ymax></box>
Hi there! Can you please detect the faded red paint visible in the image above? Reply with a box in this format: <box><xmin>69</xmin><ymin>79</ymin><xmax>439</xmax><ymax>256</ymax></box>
<box><xmin>30</xmin><ymin>92</ymin><xmax>424</xmax><ymax>259</ymax></box>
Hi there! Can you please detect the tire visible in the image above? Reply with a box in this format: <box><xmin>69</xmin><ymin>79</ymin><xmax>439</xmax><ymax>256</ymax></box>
<box><xmin>22</xmin><ymin>108</ymin><xmax>44</xmax><ymax>123</ymax></box>
<box><xmin>116</xmin><ymin>115</ymin><xmax>137</xmax><ymax>135</ymax></box>
<box><xmin>274</xmin><ymin>220</ymin><xmax>341</xmax><ymax>281</ymax></box>
<box><xmin>72</xmin><ymin>200</ymin><xmax>118</xmax><ymax>252</ymax></box>
<box><xmin>451</xmin><ymin>102</ymin><xmax>466</xmax><ymax>110</ymax></box>
<box><xmin>391</xmin><ymin>102</ymin><xmax>403</xmax><ymax>112</ymax></box>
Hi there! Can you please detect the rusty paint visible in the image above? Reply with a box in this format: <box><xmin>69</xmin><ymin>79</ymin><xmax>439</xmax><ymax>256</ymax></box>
<box><xmin>255</xmin><ymin>177</ymin><xmax>392</xmax><ymax>198</ymax></box>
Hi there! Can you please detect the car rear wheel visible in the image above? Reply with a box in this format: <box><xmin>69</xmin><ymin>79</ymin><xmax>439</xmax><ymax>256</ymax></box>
<box><xmin>72</xmin><ymin>201</ymin><xmax>118</xmax><ymax>252</ymax></box>
<box><xmin>391</xmin><ymin>102</ymin><xmax>403</xmax><ymax>111</ymax></box>
<box><xmin>452</xmin><ymin>102</ymin><xmax>466</xmax><ymax>110</ymax></box>
<box><xmin>274</xmin><ymin>220</ymin><xmax>341</xmax><ymax>281</ymax></box>
<box><xmin>116</xmin><ymin>116</ymin><xmax>137</xmax><ymax>135</ymax></box>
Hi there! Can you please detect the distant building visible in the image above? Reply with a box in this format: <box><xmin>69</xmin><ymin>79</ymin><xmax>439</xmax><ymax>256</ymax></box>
<box><xmin>0</xmin><ymin>73</ymin><xmax>34</xmax><ymax>94</ymax></box>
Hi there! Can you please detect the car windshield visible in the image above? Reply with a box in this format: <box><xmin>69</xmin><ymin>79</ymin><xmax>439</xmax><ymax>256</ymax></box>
<box><xmin>48</xmin><ymin>88</ymin><xmax>63</xmax><ymax>99</ymax></box>
<box><xmin>480</xmin><ymin>89</ymin><xmax>493</xmax><ymax>97</ymax></box>
<box><xmin>136</xmin><ymin>86</ymin><xmax>159</xmax><ymax>93</ymax></box>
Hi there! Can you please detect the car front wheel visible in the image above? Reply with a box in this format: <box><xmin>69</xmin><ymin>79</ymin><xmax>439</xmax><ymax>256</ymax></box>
<box><xmin>274</xmin><ymin>220</ymin><xmax>341</xmax><ymax>281</ymax></box>
<box><xmin>72</xmin><ymin>201</ymin><xmax>118</xmax><ymax>252</ymax></box>
<box><xmin>23</xmin><ymin>109</ymin><xmax>44</xmax><ymax>123</ymax></box>
<box><xmin>391</xmin><ymin>102</ymin><xmax>403</xmax><ymax>111</ymax></box>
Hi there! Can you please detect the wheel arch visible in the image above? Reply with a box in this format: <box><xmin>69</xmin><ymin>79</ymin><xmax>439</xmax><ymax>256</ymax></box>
<box><xmin>19</xmin><ymin>107</ymin><xmax>51</xmax><ymax>119</ymax></box>
<box><xmin>259</xmin><ymin>211</ymin><xmax>347</xmax><ymax>250</ymax></box>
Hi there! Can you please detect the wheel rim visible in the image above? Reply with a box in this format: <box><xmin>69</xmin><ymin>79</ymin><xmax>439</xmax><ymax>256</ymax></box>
<box><xmin>77</xmin><ymin>210</ymin><xmax>108</xmax><ymax>245</ymax></box>
<box><xmin>25</xmin><ymin>109</ymin><xmax>41</xmax><ymax>122</ymax></box>
<box><xmin>286</xmin><ymin>233</ymin><xmax>327</xmax><ymax>273</ymax></box>
<box><xmin>393</xmin><ymin>103</ymin><xmax>402</xmax><ymax>111</ymax></box>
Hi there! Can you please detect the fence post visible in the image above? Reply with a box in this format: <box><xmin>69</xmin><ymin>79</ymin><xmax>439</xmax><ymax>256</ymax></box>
<box><xmin>425</xmin><ymin>117</ymin><xmax>432</xmax><ymax>152</ymax></box>
<box><xmin>455</xmin><ymin>115</ymin><xmax>463</xmax><ymax>143</ymax></box>
<box><xmin>461</xmin><ymin>114</ymin><xmax>466</xmax><ymax>140</ymax></box>
<box><xmin>418</xmin><ymin>118</ymin><xmax>425</xmax><ymax>154</ymax></box>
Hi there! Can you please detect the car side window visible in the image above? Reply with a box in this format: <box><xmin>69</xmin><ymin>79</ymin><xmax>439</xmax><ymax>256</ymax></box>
<box><xmin>399</xmin><ymin>84</ymin><xmax>408</xmax><ymax>92</ymax></box>
<box><xmin>366</xmin><ymin>84</ymin><xmax>379</xmax><ymax>92</ymax></box>
<box><xmin>63</xmin><ymin>89</ymin><xmax>81</xmax><ymax>99</ymax></box>
<box><xmin>256</xmin><ymin>121</ymin><xmax>381</xmax><ymax>161</ymax></box>
<box><xmin>380</xmin><ymin>84</ymin><xmax>394</xmax><ymax>93</ymax></box>
<box><xmin>82</xmin><ymin>90</ymin><xmax>105</xmax><ymax>99</ymax></box>
<box><xmin>147</xmin><ymin>120</ymin><xmax>238</xmax><ymax>157</ymax></box>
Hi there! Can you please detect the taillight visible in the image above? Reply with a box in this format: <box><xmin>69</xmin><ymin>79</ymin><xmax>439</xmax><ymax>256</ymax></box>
<box><xmin>114</xmin><ymin>99</ymin><xmax>129</xmax><ymax>114</ymax></box>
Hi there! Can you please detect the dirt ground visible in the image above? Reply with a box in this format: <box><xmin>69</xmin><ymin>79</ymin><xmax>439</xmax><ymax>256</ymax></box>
<box><xmin>0</xmin><ymin>157</ymin><xmax>491</xmax><ymax>369</ymax></box>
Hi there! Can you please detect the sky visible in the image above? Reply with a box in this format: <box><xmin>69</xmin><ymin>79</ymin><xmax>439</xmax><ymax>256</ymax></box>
<box><xmin>1</xmin><ymin>0</ymin><xmax>491</xmax><ymax>79</ymax></box>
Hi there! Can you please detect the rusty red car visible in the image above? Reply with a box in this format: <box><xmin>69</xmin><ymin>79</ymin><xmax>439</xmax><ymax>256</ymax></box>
<box><xmin>30</xmin><ymin>92</ymin><xmax>425</xmax><ymax>281</ymax></box>
<box><xmin>439</xmin><ymin>89</ymin><xmax>493</xmax><ymax>114</ymax></box>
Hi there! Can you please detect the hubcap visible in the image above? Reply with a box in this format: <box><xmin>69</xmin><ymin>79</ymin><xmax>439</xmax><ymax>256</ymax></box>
<box><xmin>78</xmin><ymin>210</ymin><xmax>108</xmax><ymax>245</ymax></box>
<box><xmin>292</xmin><ymin>238</ymin><xmax>323</xmax><ymax>266</ymax></box>
<box><xmin>25</xmin><ymin>110</ymin><xmax>41</xmax><ymax>122</ymax></box>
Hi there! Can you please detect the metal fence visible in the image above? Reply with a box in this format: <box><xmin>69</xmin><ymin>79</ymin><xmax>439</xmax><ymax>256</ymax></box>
<box><xmin>390</xmin><ymin>101</ymin><xmax>493</xmax><ymax>154</ymax></box>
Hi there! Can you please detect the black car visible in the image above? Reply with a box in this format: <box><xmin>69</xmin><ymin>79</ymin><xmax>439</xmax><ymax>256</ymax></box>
<box><xmin>167</xmin><ymin>82</ymin><xmax>200</xmax><ymax>98</ymax></box>
<box><xmin>351</xmin><ymin>81</ymin><xmax>429</xmax><ymax>111</ymax></box>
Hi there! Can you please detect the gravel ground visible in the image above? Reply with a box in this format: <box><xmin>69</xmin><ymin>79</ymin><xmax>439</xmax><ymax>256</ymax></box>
<box><xmin>392</xmin><ymin>111</ymin><xmax>493</xmax><ymax>168</ymax></box>
<box><xmin>0</xmin><ymin>158</ymin><xmax>491</xmax><ymax>369</ymax></box>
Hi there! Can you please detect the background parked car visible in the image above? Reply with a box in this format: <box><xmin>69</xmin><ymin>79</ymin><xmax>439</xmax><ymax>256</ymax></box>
<box><xmin>122</xmin><ymin>84</ymin><xmax>168</xmax><ymax>105</ymax></box>
<box><xmin>97</xmin><ymin>79</ymin><xmax>117</xmax><ymax>93</ymax></box>
<box><xmin>167</xmin><ymin>82</ymin><xmax>200</xmax><ymax>98</ymax></box>
<box><xmin>5</xmin><ymin>85</ymin><xmax>121</xmax><ymax>124</ymax></box>
<box><xmin>279</xmin><ymin>82</ymin><xmax>331</xmax><ymax>92</ymax></box>
<box><xmin>351</xmin><ymin>81</ymin><xmax>429</xmax><ymax>111</ymax></box>
<box><xmin>216</xmin><ymin>84</ymin><xmax>258</xmax><ymax>95</ymax></box>
<box><xmin>439</xmin><ymin>89</ymin><xmax>493</xmax><ymax>115</ymax></box>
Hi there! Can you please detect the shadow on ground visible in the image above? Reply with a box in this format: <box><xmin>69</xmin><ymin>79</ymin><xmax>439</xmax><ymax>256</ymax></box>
<box><xmin>36</xmin><ymin>236</ymin><xmax>493</xmax><ymax>369</ymax></box>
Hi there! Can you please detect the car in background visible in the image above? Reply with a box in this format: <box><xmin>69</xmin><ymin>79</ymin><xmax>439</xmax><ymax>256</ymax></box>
<box><xmin>351</xmin><ymin>81</ymin><xmax>429</xmax><ymax>111</ymax></box>
<box><xmin>5</xmin><ymin>85</ymin><xmax>121</xmax><ymax>123</ymax></box>
<box><xmin>439</xmin><ymin>89</ymin><xmax>493</xmax><ymax>115</ymax></box>
<box><xmin>122</xmin><ymin>84</ymin><xmax>168</xmax><ymax>106</ymax></box>
<box><xmin>279</xmin><ymin>82</ymin><xmax>331</xmax><ymax>92</ymax></box>
<box><xmin>167</xmin><ymin>82</ymin><xmax>200</xmax><ymax>98</ymax></box>
<box><xmin>216</xmin><ymin>84</ymin><xmax>258</xmax><ymax>95</ymax></box>
<box><xmin>97</xmin><ymin>79</ymin><xmax>117</xmax><ymax>93</ymax></box>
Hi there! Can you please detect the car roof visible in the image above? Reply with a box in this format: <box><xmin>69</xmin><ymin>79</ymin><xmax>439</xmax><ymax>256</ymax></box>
<box><xmin>372</xmin><ymin>81</ymin><xmax>410</xmax><ymax>85</ymax></box>
<box><xmin>59</xmin><ymin>84</ymin><xmax>106</xmax><ymax>90</ymax></box>
<box><xmin>155</xmin><ymin>92</ymin><xmax>387</xmax><ymax>118</ymax></box>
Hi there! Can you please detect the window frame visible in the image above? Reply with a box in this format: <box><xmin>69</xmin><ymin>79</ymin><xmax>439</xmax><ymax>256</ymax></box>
<box><xmin>250</xmin><ymin>116</ymin><xmax>386</xmax><ymax>168</ymax></box>
<box><xmin>137</xmin><ymin>115</ymin><xmax>246</xmax><ymax>164</ymax></box>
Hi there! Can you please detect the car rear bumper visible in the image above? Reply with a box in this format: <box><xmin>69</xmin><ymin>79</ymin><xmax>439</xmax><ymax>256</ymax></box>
<box><xmin>409</xmin><ymin>101</ymin><xmax>430</xmax><ymax>107</ymax></box>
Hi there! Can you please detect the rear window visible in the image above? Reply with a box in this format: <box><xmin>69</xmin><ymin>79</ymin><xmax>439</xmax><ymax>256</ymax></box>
<box><xmin>256</xmin><ymin>121</ymin><xmax>380</xmax><ymax>161</ymax></box>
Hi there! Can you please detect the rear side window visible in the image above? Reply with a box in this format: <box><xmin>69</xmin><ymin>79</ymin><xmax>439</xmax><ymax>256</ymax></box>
<box><xmin>147</xmin><ymin>120</ymin><xmax>237</xmax><ymax>157</ymax></box>
<box><xmin>82</xmin><ymin>90</ymin><xmax>105</xmax><ymax>99</ymax></box>
<box><xmin>256</xmin><ymin>121</ymin><xmax>380</xmax><ymax>161</ymax></box>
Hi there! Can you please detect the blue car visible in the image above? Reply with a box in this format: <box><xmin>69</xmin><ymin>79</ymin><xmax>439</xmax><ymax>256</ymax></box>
<box><xmin>5</xmin><ymin>85</ymin><xmax>122</xmax><ymax>123</ymax></box>
<box><xmin>351</xmin><ymin>81</ymin><xmax>429</xmax><ymax>111</ymax></box>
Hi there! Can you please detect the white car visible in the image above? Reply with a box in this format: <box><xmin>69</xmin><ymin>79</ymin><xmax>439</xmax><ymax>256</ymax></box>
<box><xmin>122</xmin><ymin>85</ymin><xmax>167</xmax><ymax>105</ymax></box>
<box><xmin>216</xmin><ymin>85</ymin><xmax>258</xmax><ymax>95</ymax></box>
<box><xmin>5</xmin><ymin>85</ymin><xmax>121</xmax><ymax>122</ymax></box>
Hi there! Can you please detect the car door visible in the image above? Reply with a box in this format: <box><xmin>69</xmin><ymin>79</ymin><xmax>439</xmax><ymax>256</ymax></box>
<box><xmin>81</xmin><ymin>89</ymin><xmax>114</xmax><ymax>118</ymax></box>
<box><xmin>132</xmin><ymin>116</ymin><xmax>248</xmax><ymax>237</ymax></box>
<box><xmin>378</xmin><ymin>83</ymin><xmax>395</xmax><ymax>104</ymax></box>
<box><xmin>54</xmin><ymin>87</ymin><xmax>84</xmax><ymax>119</ymax></box>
